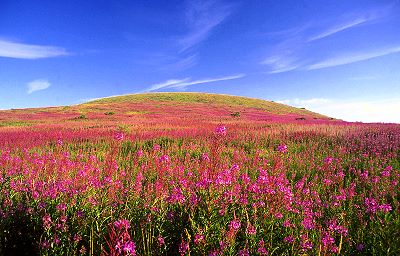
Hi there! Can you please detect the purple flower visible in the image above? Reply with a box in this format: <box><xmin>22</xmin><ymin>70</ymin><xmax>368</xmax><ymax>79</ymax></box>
<box><xmin>123</xmin><ymin>241</ymin><xmax>136</xmax><ymax>255</ymax></box>
<box><xmin>79</xmin><ymin>246</ymin><xmax>87</xmax><ymax>254</ymax></box>
<box><xmin>43</xmin><ymin>214</ymin><xmax>52</xmax><ymax>229</ymax></box>
<box><xmin>201</xmin><ymin>153</ymin><xmax>210</xmax><ymax>161</ymax></box>
<box><xmin>324</xmin><ymin>156</ymin><xmax>334</xmax><ymax>164</ymax></box>
<box><xmin>238</xmin><ymin>248</ymin><xmax>250</xmax><ymax>256</ymax></box>
<box><xmin>277</xmin><ymin>144</ymin><xmax>288</xmax><ymax>153</ymax></box>
<box><xmin>246</xmin><ymin>223</ymin><xmax>256</xmax><ymax>235</ymax></box>
<box><xmin>283</xmin><ymin>235</ymin><xmax>294</xmax><ymax>243</ymax></box>
<box><xmin>302</xmin><ymin>216</ymin><xmax>315</xmax><ymax>230</ymax></box>
<box><xmin>208</xmin><ymin>250</ymin><xmax>219</xmax><ymax>256</ymax></box>
<box><xmin>365</xmin><ymin>197</ymin><xmax>378</xmax><ymax>214</ymax></box>
<box><xmin>302</xmin><ymin>241</ymin><xmax>313</xmax><ymax>250</ymax></box>
<box><xmin>257</xmin><ymin>246</ymin><xmax>268</xmax><ymax>255</ymax></box>
<box><xmin>179</xmin><ymin>240</ymin><xmax>189</xmax><ymax>256</ymax></box>
<box><xmin>215</xmin><ymin>125</ymin><xmax>227</xmax><ymax>136</ymax></box>
<box><xmin>114</xmin><ymin>132</ymin><xmax>125</xmax><ymax>141</ymax></box>
<box><xmin>356</xmin><ymin>243</ymin><xmax>365</xmax><ymax>251</ymax></box>
<box><xmin>166</xmin><ymin>211</ymin><xmax>175</xmax><ymax>221</ymax></box>
<box><xmin>157</xmin><ymin>235</ymin><xmax>165</xmax><ymax>246</ymax></box>
<box><xmin>167</xmin><ymin>187</ymin><xmax>186</xmax><ymax>204</ymax></box>
<box><xmin>41</xmin><ymin>240</ymin><xmax>50</xmax><ymax>249</ymax></box>
<box><xmin>379</xmin><ymin>204</ymin><xmax>392</xmax><ymax>213</ymax></box>
<box><xmin>322</xmin><ymin>232</ymin><xmax>335</xmax><ymax>248</ymax></box>
<box><xmin>114</xmin><ymin>219</ymin><xmax>131</xmax><ymax>230</ymax></box>
<box><xmin>56</xmin><ymin>202</ymin><xmax>67</xmax><ymax>211</ymax></box>
<box><xmin>229</xmin><ymin>219</ymin><xmax>241</xmax><ymax>231</ymax></box>
<box><xmin>160</xmin><ymin>154</ymin><xmax>170</xmax><ymax>163</ymax></box>
<box><xmin>73</xmin><ymin>234</ymin><xmax>82</xmax><ymax>242</ymax></box>
<box><xmin>283</xmin><ymin>220</ymin><xmax>292</xmax><ymax>228</ymax></box>
<box><xmin>194</xmin><ymin>234</ymin><xmax>204</xmax><ymax>245</ymax></box>
<box><xmin>53</xmin><ymin>236</ymin><xmax>61</xmax><ymax>245</ymax></box>
<box><xmin>59</xmin><ymin>215</ymin><xmax>68</xmax><ymax>223</ymax></box>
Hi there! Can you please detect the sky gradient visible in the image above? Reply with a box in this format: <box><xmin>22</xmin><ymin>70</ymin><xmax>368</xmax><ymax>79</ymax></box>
<box><xmin>1</xmin><ymin>0</ymin><xmax>399</xmax><ymax>123</ymax></box>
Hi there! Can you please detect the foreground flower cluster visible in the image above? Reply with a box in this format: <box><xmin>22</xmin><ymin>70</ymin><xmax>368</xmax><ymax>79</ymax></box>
<box><xmin>0</xmin><ymin>118</ymin><xmax>399</xmax><ymax>255</ymax></box>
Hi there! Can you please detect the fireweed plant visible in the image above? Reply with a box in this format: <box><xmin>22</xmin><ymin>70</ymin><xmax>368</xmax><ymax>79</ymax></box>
<box><xmin>0</xmin><ymin>94</ymin><xmax>399</xmax><ymax>255</ymax></box>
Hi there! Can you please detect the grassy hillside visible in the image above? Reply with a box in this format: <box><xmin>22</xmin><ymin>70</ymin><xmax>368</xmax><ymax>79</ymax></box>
<box><xmin>85</xmin><ymin>92</ymin><xmax>329</xmax><ymax>118</ymax></box>
<box><xmin>0</xmin><ymin>93</ymin><xmax>334</xmax><ymax>128</ymax></box>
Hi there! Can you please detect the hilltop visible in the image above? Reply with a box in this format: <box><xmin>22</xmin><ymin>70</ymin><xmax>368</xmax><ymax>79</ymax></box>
<box><xmin>86</xmin><ymin>92</ymin><xmax>327</xmax><ymax>117</ymax></box>
<box><xmin>0</xmin><ymin>92</ymin><xmax>334</xmax><ymax>129</ymax></box>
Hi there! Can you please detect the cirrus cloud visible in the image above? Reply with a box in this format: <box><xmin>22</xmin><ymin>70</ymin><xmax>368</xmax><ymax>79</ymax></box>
<box><xmin>27</xmin><ymin>79</ymin><xmax>51</xmax><ymax>94</ymax></box>
<box><xmin>145</xmin><ymin>73</ymin><xmax>245</xmax><ymax>92</ymax></box>
<box><xmin>0</xmin><ymin>39</ymin><xmax>69</xmax><ymax>59</ymax></box>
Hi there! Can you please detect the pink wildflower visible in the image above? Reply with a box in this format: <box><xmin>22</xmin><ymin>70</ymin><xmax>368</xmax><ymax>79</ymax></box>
<box><xmin>160</xmin><ymin>154</ymin><xmax>170</xmax><ymax>163</ymax></box>
<box><xmin>229</xmin><ymin>219</ymin><xmax>241</xmax><ymax>231</ymax></box>
<box><xmin>283</xmin><ymin>235</ymin><xmax>294</xmax><ymax>243</ymax></box>
<box><xmin>194</xmin><ymin>234</ymin><xmax>204</xmax><ymax>244</ymax></box>
<box><xmin>246</xmin><ymin>222</ymin><xmax>256</xmax><ymax>235</ymax></box>
<box><xmin>215</xmin><ymin>125</ymin><xmax>227</xmax><ymax>136</ymax></box>
<box><xmin>201</xmin><ymin>153</ymin><xmax>210</xmax><ymax>161</ymax></box>
<box><xmin>277</xmin><ymin>144</ymin><xmax>288</xmax><ymax>153</ymax></box>
<box><xmin>43</xmin><ymin>214</ymin><xmax>52</xmax><ymax>229</ymax></box>
<box><xmin>179</xmin><ymin>240</ymin><xmax>189</xmax><ymax>256</ymax></box>
<box><xmin>114</xmin><ymin>132</ymin><xmax>124</xmax><ymax>141</ymax></box>
<box><xmin>157</xmin><ymin>235</ymin><xmax>165</xmax><ymax>246</ymax></box>
<box><xmin>114</xmin><ymin>219</ymin><xmax>131</xmax><ymax>230</ymax></box>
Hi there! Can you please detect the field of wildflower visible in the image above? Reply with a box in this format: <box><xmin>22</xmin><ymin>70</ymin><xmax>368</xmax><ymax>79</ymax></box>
<box><xmin>0</xmin><ymin>93</ymin><xmax>399</xmax><ymax>255</ymax></box>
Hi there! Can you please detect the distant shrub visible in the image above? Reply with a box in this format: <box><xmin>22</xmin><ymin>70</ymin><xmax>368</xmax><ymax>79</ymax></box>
<box><xmin>231</xmin><ymin>112</ymin><xmax>241</xmax><ymax>118</ymax></box>
<box><xmin>295</xmin><ymin>117</ymin><xmax>306</xmax><ymax>120</ymax></box>
<box><xmin>75</xmin><ymin>114</ymin><xmax>87</xmax><ymax>120</ymax></box>
<box><xmin>105</xmin><ymin>112</ymin><xmax>115</xmax><ymax>115</ymax></box>
<box><xmin>117</xmin><ymin>123</ymin><xmax>131</xmax><ymax>134</ymax></box>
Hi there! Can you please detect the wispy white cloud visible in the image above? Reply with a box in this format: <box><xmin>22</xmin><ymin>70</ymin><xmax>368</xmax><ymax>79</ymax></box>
<box><xmin>260</xmin><ymin>35</ymin><xmax>307</xmax><ymax>74</ymax></box>
<box><xmin>160</xmin><ymin>54</ymin><xmax>198</xmax><ymax>72</ymax></box>
<box><xmin>348</xmin><ymin>75</ymin><xmax>381</xmax><ymax>81</ymax></box>
<box><xmin>264</xmin><ymin>45</ymin><xmax>400</xmax><ymax>73</ymax></box>
<box><xmin>140</xmin><ymin>1</ymin><xmax>233</xmax><ymax>71</ymax></box>
<box><xmin>170</xmin><ymin>74</ymin><xmax>245</xmax><ymax>89</ymax></box>
<box><xmin>179</xmin><ymin>0</ymin><xmax>233</xmax><ymax>52</ymax></box>
<box><xmin>277</xmin><ymin>98</ymin><xmax>331</xmax><ymax>105</ymax></box>
<box><xmin>147</xmin><ymin>78</ymin><xmax>191</xmax><ymax>92</ymax></box>
<box><xmin>27</xmin><ymin>79</ymin><xmax>50</xmax><ymax>94</ymax></box>
<box><xmin>308</xmin><ymin>5</ymin><xmax>392</xmax><ymax>42</ymax></box>
<box><xmin>306</xmin><ymin>46</ymin><xmax>400</xmax><ymax>70</ymax></box>
<box><xmin>261</xmin><ymin>54</ymin><xmax>303</xmax><ymax>74</ymax></box>
<box><xmin>307</xmin><ymin>18</ymin><xmax>368</xmax><ymax>42</ymax></box>
<box><xmin>0</xmin><ymin>39</ymin><xmax>68</xmax><ymax>59</ymax></box>
<box><xmin>257</xmin><ymin>23</ymin><xmax>311</xmax><ymax>40</ymax></box>
<box><xmin>145</xmin><ymin>73</ymin><xmax>245</xmax><ymax>92</ymax></box>
<box><xmin>261</xmin><ymin>5</ymin><xmax>396</xmax><ymax>73</ymax></box>
<box><xmin>278</xmin><ymin>97</ymin><xmax>400</xmax><ymax>123</ymax></box>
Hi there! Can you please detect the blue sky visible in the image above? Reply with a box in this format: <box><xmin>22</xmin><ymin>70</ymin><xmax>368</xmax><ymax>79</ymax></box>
<box><xmin>1</xmin><ymin>0</ymin><xmax>400</xmax><ymax>122</ymax></box>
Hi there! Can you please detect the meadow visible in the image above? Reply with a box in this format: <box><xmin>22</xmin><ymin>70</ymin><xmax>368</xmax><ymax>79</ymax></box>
<box><xmin>0</xmin><ymin>93</ymin><xmax>399</xmax><ymax>255</ymax></box>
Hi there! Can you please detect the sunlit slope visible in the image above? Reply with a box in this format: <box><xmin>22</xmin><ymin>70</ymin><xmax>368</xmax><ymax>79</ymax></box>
<box><xmin>0</xmin><ymin>93</ymin><xmax>334</xmax><ymax>128</ymax></box>
<box><xmin>84</xmin><ymin>92</ymin><xmax>329</xmax><ymax>118</ymax></box>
